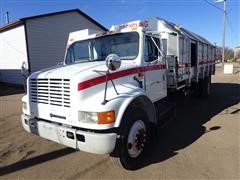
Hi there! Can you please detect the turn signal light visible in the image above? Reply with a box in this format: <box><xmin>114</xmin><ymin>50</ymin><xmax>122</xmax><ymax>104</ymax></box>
<box><xmin>97</xmin><ymin>111</ymin><xmax>115</xmax><ymax>124</ymax></box>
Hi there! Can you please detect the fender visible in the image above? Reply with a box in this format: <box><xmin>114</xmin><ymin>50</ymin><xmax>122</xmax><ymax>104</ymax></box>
<box><xmin>109</xmin><ymin>91</ymin><xmax>157</xmax><ymax>128</ymax></box>
<box><xmin>115</xmin><ymin>94</ymin><xmax>157</xmax><ymax>127</ymax></box>
<box><xmin>77</xmin><ymin>82</ymin><xmax>157</xmax><ymax>129</ymax></box>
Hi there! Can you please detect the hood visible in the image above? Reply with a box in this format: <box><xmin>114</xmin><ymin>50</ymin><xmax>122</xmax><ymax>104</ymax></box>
<box><xmin>31</xmin><ymin>61</ymin><xmax>107</xmax><ymax>79</ymax></box>
<box><xmin>29</xmin><ymin>61</ymin><xmax>137</xmax><ymax>82</ymax></box>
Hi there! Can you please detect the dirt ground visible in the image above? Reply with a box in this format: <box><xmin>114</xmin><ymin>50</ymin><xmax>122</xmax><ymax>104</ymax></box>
<box><xmin>0</xmin><ymin>66</ymin><xmax>239</xmax><ymax>179</ymax></box>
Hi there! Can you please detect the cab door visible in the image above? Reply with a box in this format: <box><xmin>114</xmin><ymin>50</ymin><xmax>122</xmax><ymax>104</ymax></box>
<box><xmin>144</xmin><ymin>35</ymin><xmax>167</xmax><ymax>102</ymax></box>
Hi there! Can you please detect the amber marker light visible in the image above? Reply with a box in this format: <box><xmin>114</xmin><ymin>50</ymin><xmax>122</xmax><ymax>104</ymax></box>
<box><xmin>97</xmin><ymin>111</ymin><xmax>115</xmax><ymax>124</ymax></box>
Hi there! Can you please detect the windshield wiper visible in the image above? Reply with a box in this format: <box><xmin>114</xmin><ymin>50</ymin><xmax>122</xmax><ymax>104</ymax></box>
<box><xmin>90</xmin><ymin>58</ymin><xmax>105</xmax><ymax>61</ymax></box>
<box><xmin>77</xmin><ymin>57</ymin><xmax>90</xmax><ymax>60</ymax></box>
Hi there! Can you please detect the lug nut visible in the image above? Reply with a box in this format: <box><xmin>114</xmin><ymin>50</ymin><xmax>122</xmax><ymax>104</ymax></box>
<box><xmin>128</xmin><ymin>143</ymin><xmax>132</xmax><ymax>149</ymax></box>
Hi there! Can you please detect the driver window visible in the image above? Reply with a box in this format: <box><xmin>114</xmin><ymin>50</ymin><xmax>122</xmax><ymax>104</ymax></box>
<box><xmin>144</xmin><ymin>36</ymin><xmax>160</xmax><ymax>62</ymax></box>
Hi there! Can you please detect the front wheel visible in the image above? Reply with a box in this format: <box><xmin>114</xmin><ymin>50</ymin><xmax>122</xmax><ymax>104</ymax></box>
<box><xmin>110</xmin><ymin>108</ymin><xmax>151</xmax><ymax>170</ymax></box>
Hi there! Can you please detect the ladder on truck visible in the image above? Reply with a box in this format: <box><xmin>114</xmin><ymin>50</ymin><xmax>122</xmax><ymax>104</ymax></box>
<box><xmin>166</xmin><ymin>55</ymin><xmax>191</xmax><ymax>92</ymax></box>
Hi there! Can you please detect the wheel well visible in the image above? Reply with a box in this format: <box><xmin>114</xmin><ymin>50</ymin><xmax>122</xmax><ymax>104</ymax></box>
<box><xmin>123</xmin><ymin>95</ymin><xmax>156</xmax><ymax>125</ymax></box>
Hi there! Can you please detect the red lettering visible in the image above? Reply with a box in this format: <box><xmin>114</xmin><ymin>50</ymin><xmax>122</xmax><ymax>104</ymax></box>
<box><xmin>119</xmin><ymin>20</ymin><xmax>148</xmax><ymax>30</ymax></box>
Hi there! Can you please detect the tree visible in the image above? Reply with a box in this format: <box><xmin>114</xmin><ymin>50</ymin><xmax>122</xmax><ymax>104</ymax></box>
<box><xmin>216</xmin><ymin>46</ymin><xmax>234</xmax><ymax>61</ymax></box>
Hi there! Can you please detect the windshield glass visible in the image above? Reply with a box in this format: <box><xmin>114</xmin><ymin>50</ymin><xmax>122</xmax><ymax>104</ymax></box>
<box><xmin>65</xmin><ymin>32</ymin><xmax>139</xmax><ymax>64</ymax></box>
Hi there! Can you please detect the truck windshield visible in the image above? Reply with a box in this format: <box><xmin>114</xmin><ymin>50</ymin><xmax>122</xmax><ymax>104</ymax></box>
<box><xmin>65</xmin><ymin>32</ymin><xmax>139</xmax><ymax>64</ymax></box>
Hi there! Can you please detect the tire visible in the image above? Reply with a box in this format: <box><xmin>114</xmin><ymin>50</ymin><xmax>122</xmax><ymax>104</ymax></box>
<box><xmin>191</xmin><ymin>82</ymin><xmax>201</xmax><ymax>97</ymax></box>
<box><xmin>110</xmin><ymin>108</ymin><xmax>151</xmax><ymax>170</ymax></box>
<box><xmin>201</xmin><ymin>76</ymin><xmax>211</xmax><ymax>98</ymax></box>
<box><xmin>193</xmin><ymin>76</ymin><xmax>211</xmax><ymax>98</ymax></box>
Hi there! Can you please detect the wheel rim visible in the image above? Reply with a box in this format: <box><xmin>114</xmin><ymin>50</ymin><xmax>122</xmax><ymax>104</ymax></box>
<box><xmin>127</xmin><ymin>120</ymin><xmax>146</xmax><ymax>158</ymax></box>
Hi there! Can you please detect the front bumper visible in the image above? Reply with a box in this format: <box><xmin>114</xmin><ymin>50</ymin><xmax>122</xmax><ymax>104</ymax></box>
<box><xmin>21</xmin><ymin>114</ymin><xmax>117</xmax><ymax>154</ymax></box>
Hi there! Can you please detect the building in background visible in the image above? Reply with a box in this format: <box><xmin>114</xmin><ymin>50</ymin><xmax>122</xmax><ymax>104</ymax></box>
<box><xmin>0</xmin><ymin>9</ymin><xmax>107</xmax><ymax>84</ymax></box>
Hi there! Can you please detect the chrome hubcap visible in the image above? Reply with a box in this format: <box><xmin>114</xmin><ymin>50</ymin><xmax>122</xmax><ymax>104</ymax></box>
<box><xmin>127</xmin><ymin>120</ymin><xmax>146</xmax><ymax>158</ymax></box>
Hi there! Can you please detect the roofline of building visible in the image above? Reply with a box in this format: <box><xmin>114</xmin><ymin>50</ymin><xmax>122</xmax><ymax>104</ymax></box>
<box><xmin>0</xmin><ymin>9</ymin><xmax>108</xmax><ymax>33</ymax></box>
<box><xmin>0</xmin><ymin>20</ymin><xmax>24</xmax><ymax>32</ymax></box>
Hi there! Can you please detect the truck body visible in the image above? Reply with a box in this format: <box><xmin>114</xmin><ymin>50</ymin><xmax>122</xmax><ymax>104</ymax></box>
<box><xmin>21</xmin><ymin>17</ymin><xmax>215</xmax><ymax>169</ymax></box>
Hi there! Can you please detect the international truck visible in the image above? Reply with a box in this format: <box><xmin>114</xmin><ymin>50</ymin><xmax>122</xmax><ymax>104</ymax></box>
<box><xmin>21</xmin><ymin>17</ymin><xmax>216</xmax><ymax>170</ymax></box>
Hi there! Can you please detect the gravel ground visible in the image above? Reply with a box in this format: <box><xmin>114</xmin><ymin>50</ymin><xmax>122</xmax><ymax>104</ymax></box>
<box><xmin>0</xmin><ymin>66</ymin><xmax>239</xmax><ymax>179</ymax></box>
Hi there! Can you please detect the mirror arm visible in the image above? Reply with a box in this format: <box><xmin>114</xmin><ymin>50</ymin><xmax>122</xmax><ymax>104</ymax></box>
<box><xmin>150</xmin><ymin>37</ymin><xmax>164</xmax><ymax>57</ymax></box>
<box><xmin>101</xmin><ymin>69</ymin><xmax>119</xmax><ymax>105</ymax></box>
<box><xmin>110</xmin><ymin>78</ymin><xmax>119</xmax><ymax>95</ymax></box>
<box><xmin>102</xmin><ymin>54</ymin><xmax>121</xmax><ymax>105</ymax></box>
<box><xmin>102</xmin><ymin>70</ymin><xmax>109</xmax><ymax>105</ymax></box>
<box><xmin>148</xmin><ymin>58</ymin><xmax>159</xmax><ymax>65</ymax></box>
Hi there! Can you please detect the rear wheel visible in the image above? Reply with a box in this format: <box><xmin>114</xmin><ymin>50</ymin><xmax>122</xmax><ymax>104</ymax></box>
<box><xmin>110</xmin><ymin>108</ymin><xmax>151</xmax><ymax>170</ymax></box>
<box><xmin>193</xmin><ymin>76</ymin><xmax>211</xmax><ymax>98</ymax></box>
<box><xmin>201</xmin><ymin>76</ymin><xmax>211</xmax><ymax>98</ymax></box>
<box><xmin>192</xmin><ymin>82</ymin><xmax>201</xmax><ymax>97</ymax></box>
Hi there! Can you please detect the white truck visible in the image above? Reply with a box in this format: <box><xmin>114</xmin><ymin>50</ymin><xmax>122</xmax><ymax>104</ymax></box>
<box><xmin>21</xmin><ymin>17</ymin><xmax>215</xmax><ymax>170</ymax></box>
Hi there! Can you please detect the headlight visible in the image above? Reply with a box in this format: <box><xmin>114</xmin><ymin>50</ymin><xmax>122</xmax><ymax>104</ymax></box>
<box><xmin>78</xmin><ymin>111</ymin><xmax>98</xmax><ymax>123</ymax></box>
<box><xmin>78</xmin><ymin>111</ymin><xmax>115</xmax><ymax>124</ymax></box>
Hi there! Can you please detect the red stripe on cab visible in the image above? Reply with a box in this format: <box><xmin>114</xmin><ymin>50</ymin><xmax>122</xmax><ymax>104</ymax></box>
<box><xmin>77</xmin><ymin>65</ymin><xmax>166</xmax><ymax>91</ymax></box>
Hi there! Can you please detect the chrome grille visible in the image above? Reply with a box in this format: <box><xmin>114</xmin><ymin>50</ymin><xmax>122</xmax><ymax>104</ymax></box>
<box><xmin>30</xmin><ymin>78</ymin><xmax>71</xmax><ymax>108</ymax></box>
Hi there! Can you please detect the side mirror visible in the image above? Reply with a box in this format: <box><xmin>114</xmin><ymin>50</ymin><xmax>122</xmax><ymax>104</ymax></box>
<box><xmin>105</xmin><ymin>54</ymin><xmax>121</xmax><ymax>71</ymax></box>
<box><xmin>21</xmin><ymin>61</ymin><xmax>28</xmax><ymax>93</ymax></box>
<box><xmin>21</xmin><ymin>62</ymin><xmax>28</xmax><ymax>75</ymax></box>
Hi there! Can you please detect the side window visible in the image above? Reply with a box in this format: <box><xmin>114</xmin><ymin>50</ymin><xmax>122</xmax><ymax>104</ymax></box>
<box><xmin>144</xmin><ymin>36</ymin><xmax>160</xmax><ymax>62</ymax></box>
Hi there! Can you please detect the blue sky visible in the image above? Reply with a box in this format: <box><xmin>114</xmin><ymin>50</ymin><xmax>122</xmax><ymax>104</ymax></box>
<box><xmin>0</xmin><ymin>0</ymin><xmax>239</xmax><ymax>48</ymax></box>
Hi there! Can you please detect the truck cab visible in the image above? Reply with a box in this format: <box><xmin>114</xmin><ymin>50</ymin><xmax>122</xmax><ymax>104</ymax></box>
<box><xmin>21</xmin><ymin>18</ymin><xmax>215</xmax><ymax>170</ymax></box>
